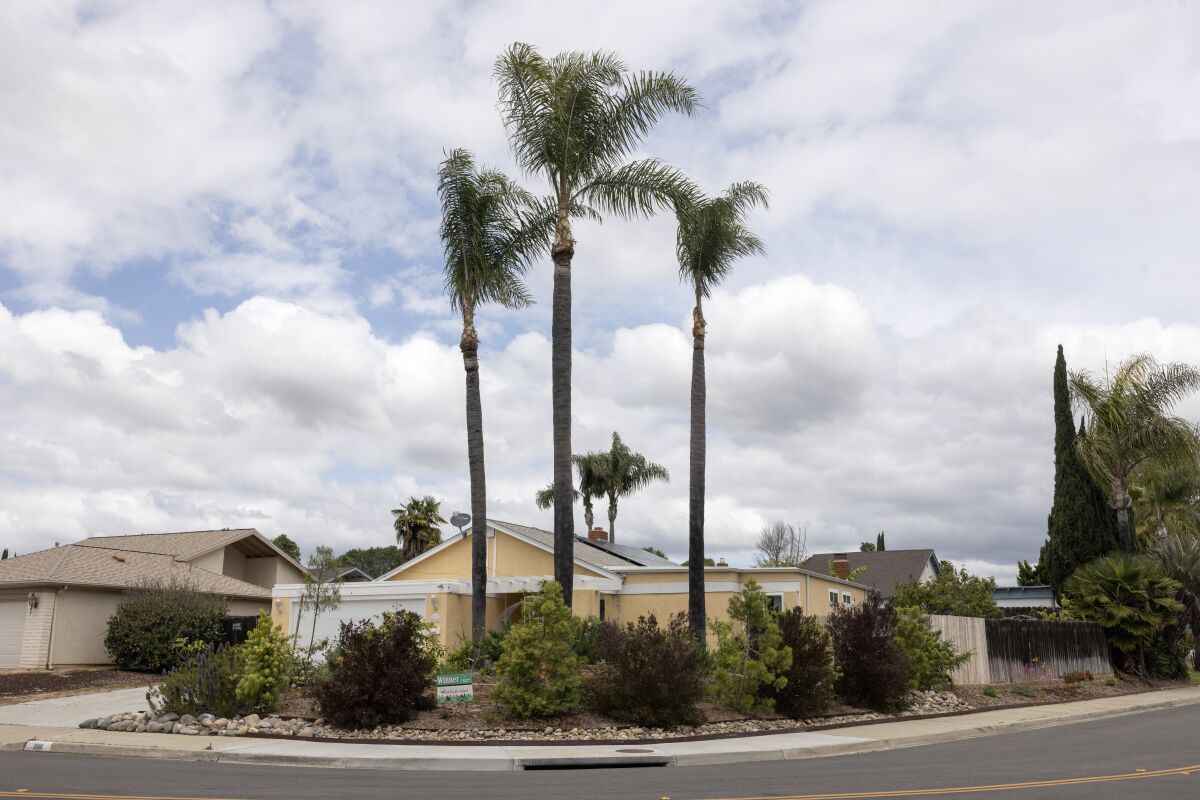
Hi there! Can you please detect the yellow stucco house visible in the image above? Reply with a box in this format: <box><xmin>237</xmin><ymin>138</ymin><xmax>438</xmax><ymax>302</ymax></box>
<box><xmin>272</xmin><ymin>520</ymin><xmax>868</xmax><ymax>650</ymax></box>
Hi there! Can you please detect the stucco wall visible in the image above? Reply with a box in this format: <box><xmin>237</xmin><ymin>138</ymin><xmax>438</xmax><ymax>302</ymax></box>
<box><xmin>227</xmin><ymin>598</ymin><xmax>271</xmax><ymax>617</ymax></box>
<box><xmin>244</xmin><ymin>557</ymin><xmax>278</xmax><ymax>588</ymax></box>
<box><xmin>17</xmin><ymin>591</ymin><xmax>56</xmax><ymax>669</ymax></box>
<box><xmin>189</xmin><ymin>549</ymin><xmax>224</xmax><ymax>575</ymax></box>
<box><xmin>221</xmin><ymin>547</ymin><xmax>246</xmax><ymax>581</ymax></box>
<box><xmin>48</xmin><ymin>588</ymin><xmax>122</xmax><ymax>666</ymax></box>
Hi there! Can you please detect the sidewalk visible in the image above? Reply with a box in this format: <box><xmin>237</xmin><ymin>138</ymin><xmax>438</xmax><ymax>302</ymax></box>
<box><xmin>2</xmin><ymin>685</ymin><xmax>1198</xmax><ymax>771</ymax></box>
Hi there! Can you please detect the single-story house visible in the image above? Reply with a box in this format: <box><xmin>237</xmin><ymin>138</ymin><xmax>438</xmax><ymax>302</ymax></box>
<box><xmin>992</xmin><ymin>585</ymin><xmax>1057</xmax><ymax>613</ymax></box>
<box><xmin>0</xmin><ymin>529</ymin><xmax>307</xmax><ymax>669</ymax></box>
<box><xmin>802</xmin><ymin>549</ymin><xmax>940</xmax><ymax>601</ymax></box>
<box><xmin>272</xmin><ymin>520</ymin><xmax>868</xmax><ymax>651</ymax></box>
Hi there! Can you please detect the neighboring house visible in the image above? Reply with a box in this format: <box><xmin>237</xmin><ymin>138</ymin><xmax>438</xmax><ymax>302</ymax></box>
<box><xmin>311</xmin><ymin>566</ymin><xmax>374</xmax><ymax>583</ymax></box>
<box><xmin>802</xmin><ymin>549</ymin><xmax>940</xmax><ymax>601</ymax></box>
<box><xmin>992</xmin><ymin>585</ymin><xmax>1057</xmax><ymax>613</ymax></box>
<box><xmin>0</xmin><ymin>529</ymin><xmax>307</xmax><ymax>669</ymax></box>
<box><xmin>273</xmin><ymin>520</ymin><xmax>868</xmax><ymax>651</ymax></box>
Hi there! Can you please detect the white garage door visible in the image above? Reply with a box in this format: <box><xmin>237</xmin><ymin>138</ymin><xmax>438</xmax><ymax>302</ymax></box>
<box><xmin>0</xmin><ymin>600</ymin><xmax>26</xmax><ymax>668</ymax></box>
<box><xmin>296</xmin><ymin>596</ymin><xmax>425</xmax><ymax>652</ymax></box>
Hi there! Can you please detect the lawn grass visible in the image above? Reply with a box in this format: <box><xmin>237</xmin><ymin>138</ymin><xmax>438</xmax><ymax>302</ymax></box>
<box><xmin>1188</xmin><ymin>671</ymin><xmax>1200</xmax><ymax>684</ymax></box>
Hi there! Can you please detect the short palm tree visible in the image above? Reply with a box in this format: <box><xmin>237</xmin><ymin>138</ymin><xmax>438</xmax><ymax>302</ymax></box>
<box><xmin>675</xmin><ymin>182</ymin><xmax>769</xmax><ymax>641</ymax></box>
<box><xmin>534</xmin><ymin>452</ymin><xmax>605</xmax><ymax>531</ymax></box>
<box><xmin>1070</xmin><ymin>354</ymin><xmax>1200</xmax><ymax>553</ymax></box>
<box><xmin>495</xmin><ymin>43</ymin><xmax>699</xmax><ymax>604</ymax></box>
<box><xmin>392</xmin><ymin>496</ymin><xmax>446</xmax><ymax>564</ymax></box>
<box><xmin>1064</xmin><ymin>554</ymin><xmax>1182</xmax><ymax>675</ymax></box>
<box><xmin>440</xmin><ymin>148</ymin><xmax>547</xmax><ymax>646</ymax></box>
<box><xmin>1151</xmin><ymin>534</ymin><xmax>1200</xmax><ymax>671</ymax></box>
<box><xmin>592</xmin><ymin>432</ymin><xmax>669</xmax><ymax>543</ymax></box>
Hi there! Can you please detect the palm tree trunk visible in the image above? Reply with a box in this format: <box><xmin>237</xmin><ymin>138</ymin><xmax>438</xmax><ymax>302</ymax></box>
<box><xmin>608</xmin><ymin>493</ymin><xmax>617</xmax><ymax>544</ymax></box>
<box><xmin>1114</xmin><ymin>481</ymin><xmax>1134</xmax><ymax>554</ymax></box>
<box><xmin>583</xmin><ymin>497</ymin><xmax>594</xmax><ymax>532</ymax></box>
<box><xmin>551</xmin><ymin>205</ymin><xmax>575</xmax><ymax>607</ymax></box>
<box><xmin>688</xmin><ymin>298</ymin><xmax>707</xmax><ymax>643</ymax></box>
<box><xmin>462</xmin><ymin>314</ymin><xmax>488</xmax><ymax>647</ymax></box>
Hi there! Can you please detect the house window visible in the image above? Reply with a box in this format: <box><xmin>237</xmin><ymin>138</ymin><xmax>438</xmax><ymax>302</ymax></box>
<box><xmin>842</xmin><ymin>593</ymin><xmax>853</xmax><ymax>607</ymax></box>
<box><xmin>767</xmin><ymin>594</ymin><xmax>783</xmax><ymax>613</ymax></box>
<box><xmin>828</xmin><ymin>590</ymin><xmax>839</xmax><ymax>607</ymax></box>
<box><xmin>599</xmin><ymin>598</ymin><xmax>606</xmax><ymax>621</ymax></box>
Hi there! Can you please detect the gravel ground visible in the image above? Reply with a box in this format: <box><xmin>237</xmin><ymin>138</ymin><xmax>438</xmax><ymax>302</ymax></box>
<box><xmin>0</xmin><ymin>669</ymin><xmax>152</xmax><ymax>705</ymax></box>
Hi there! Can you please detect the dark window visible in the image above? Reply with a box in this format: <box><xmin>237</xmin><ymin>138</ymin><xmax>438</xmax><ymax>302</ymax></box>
<box><xmin>599</xmin><ymin>598</ymin><xmax>606</xmax><ymax>621</ymax></box>
<box><xmin>767</xmin><ymin>594</ymin><xmax>784</xmax><ymax>613</ymax></box>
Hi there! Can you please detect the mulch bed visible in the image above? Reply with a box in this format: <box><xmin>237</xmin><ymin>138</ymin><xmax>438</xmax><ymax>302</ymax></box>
<box><xmin>0</xmin><ymin>669</ymin><xmax>152</xmax><ymax>704</ymax></box>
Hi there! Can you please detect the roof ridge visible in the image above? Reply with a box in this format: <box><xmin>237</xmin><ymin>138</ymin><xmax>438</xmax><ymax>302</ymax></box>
<box><xmin>87</xmin><ymin>528</ymin><xmax>255</xmax><ymax>539</ymax></box>
<box><xmin>43</xmin><ymin>543</ymin><xmax>77</xmax><ymax>581</ymax></box>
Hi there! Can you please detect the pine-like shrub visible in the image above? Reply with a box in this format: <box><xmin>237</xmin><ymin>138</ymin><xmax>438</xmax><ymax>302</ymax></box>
<box><xmin>826</xmin><ymin>593</ymin><xmax>910</xmax><ymax>712</ymax></box>
<box><xmin>235</xmin><ymin>613</ymin><xmax>291</xmax><ymax>712</ymax></box>
<box><xmin>772</xmin><ymin>608</ymin><xmax>837</xmax><ymax>718</ymax></box>
<box><xmin>148</xmin><ymin>643</ymin><xmax>244</xmax><ymax>717</ymax></box>
<box><xmin>105</xmin><ymin>579</ymin><xmax>228</xmax><ymax>672</ymax></box>
<box><xmin>892</xmin><ymin>607</ymin><xmax>970</xmax><ymax>691</ymax></box>
<box><xmin>493</xmin><ymin>582</ymin><xmax>582</xmax><ymax>718</ymax></box>
<box><xmin>710</xmin><ymin>580</ymin><xmax>792</xmax><ymax>715</ymax></box>
<box><xmin>585</xmin><ymin>614</ymin><xmax>707</xmax><ymax>727</ymax></box>
<box><xmin>315</xmin><ymin>611</ymin><xmax>437</xmax><ymax>728</ymax></box>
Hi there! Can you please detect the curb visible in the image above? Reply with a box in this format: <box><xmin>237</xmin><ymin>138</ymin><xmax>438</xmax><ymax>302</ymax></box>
<box><xmin>16</xmin><ymin>691</ymin><xmax>1200</xmax><ymax>772</ymax></box>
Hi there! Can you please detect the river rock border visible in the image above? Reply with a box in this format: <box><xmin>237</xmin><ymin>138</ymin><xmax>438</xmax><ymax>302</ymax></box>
<box><xmin>78</xmin><ymin>690</ymin><xmax>970</xmax><ymax>743</ymax></box>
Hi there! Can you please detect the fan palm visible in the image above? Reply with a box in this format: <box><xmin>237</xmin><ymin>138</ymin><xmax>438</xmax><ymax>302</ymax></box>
<box><xmin>534</xmin><ymin>452</ymin><xmax>605</xmax><ymax>531</ymax></box>
<box><xmin>392</xmin><ymin>496</ymin><xmax>446</xmax><ymax>564</ymax></box>
<box><xmin>1064</xmin><ymin>554</ymin><xmax>1182</xmax><ymax>675</ymax></box>
<box><xmin>495</xmin><ymin>43</ymin><xmax>699</xmax><ymax>604</ymax></box>
<box><xmin>1150</xmin><ymin>534</ymin><xmax>1200</xmax><ymax>671</ymax></box>
<box><xmin>1070</xmin><ymin>354</ymin><xmax>1200</xmax><ymax>553</ymax></box>
<box><xmin>591</xmin><ymin>431</ymin><xmax>669</xmax><ymax>543</ymax></box>
<box><xmin>675</xmin><ymin>182</ymin><xmax>769</xmax><ymax>640</ymax></box>
<box><xmin>440</xmin><ymin>148</ymin><xmax>548</xmax><ymax>646</ymax></box>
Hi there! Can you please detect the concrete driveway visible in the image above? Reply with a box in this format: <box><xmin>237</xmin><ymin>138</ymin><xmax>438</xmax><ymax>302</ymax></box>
<box><xmin>0</xmin><ymin>687</ymin><xmax>149</xmax><ymax>728</ymax></box>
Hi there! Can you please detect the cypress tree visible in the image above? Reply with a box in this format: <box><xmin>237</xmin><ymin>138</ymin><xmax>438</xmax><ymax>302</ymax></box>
<box><xmin>1043</xmin><ymin>345</ymin><xmax>1120</xmax><ymax>593</ymax></box>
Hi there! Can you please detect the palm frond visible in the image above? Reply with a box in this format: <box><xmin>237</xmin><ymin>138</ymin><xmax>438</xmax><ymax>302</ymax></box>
<box><xmin>575</xmin><ymin>158</ymin><xmax>700</xmax><ymax>218</ymax></box>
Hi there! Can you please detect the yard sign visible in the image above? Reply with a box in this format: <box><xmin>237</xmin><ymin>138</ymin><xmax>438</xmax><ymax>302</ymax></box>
<box><xmin>435</xmin><ymin>672</ymin><xmax>474</xmax><ymax>704</ymax></box>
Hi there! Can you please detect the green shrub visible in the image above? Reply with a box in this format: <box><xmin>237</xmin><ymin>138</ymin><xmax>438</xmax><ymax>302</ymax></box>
<box><xmin>572</xmin><ymin>616</ymin><xmax>603</xmax><ymax>663</ymax></box>
<box><xmin>1062</xmin><ymin>670</ymin><xmax>1093</xmax><ymax>684</ymax></box>
<box><xmin>105</xmin><ymin>579</ymin><xmax>228</xmax><ymax>672</ymax></box>
<box><xmin>1146</xmin><ymin>627</ymin><xmax>1190</xmax><ymax>680</ymax></box>
<box><xmin>493</xmin><ymin>582</ymin><xmax>582</xmax><ymax>718</ymax></box>
<box><xmin>148</xmin><ymin>643</ymin><xmax>244</xmax><ymax>717</ymax></box>
<box><xmin>983</xmin><ymin>686</ymin><xmax>998</xmax><ymax>698</ymax></box>
<box><xmin>772</xmin><ymin>608</ymin><xmax>838</xmax><ymax>719</ymax></box>
<box><xmin>710</xmin><ymin>580</ymin><xmax>791</xmax><ymax>715</ymax></box>
<box><xmin>893</xmin><ymin>607</ymin><xmax>970</xmax><ymax>691</ymax></box>
<box><xmin>890</xmin><ymin>561</ymin><xmax>1002</xmax><ymax>618</ymax></box>
<box><xmin>479</xmin><ymin>624</ymin><xmax>509</xmax><ymax>665</ymax></box>
<box><xmin>1063</xmin><ymin>554</ymin><xmax>1182</xmax><ymax>674</ymax></box>
<box><xmin>827</xmin><ymin>592</ymin><xmax>910</xmax><ymax>713</ymax></box>
<box><xmin>585</xmin><ymin>614</ymin><xmax>707</xmax><ymax>728</ymax></box>
<box><xmin>235</xmin><ymin>613</ymin><xmax>291</xmax><ymax>712</ymax></box>
<box><xmin>442</xmin><ymin>640</ymin><xmax>475</xmax><ymax>672</ymax></box>
<box><xmin>1105</xmin><ymin>677</ymin><xmax>1118</xmax><ymax>687</ymax></box>
<box><xmin>315</xmin><ymin>611</ymin><xmax>438</xmax><ymax>728</ymax></box>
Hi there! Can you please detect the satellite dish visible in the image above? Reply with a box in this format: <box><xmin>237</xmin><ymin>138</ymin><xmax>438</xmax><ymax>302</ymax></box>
<box><xmin>450</xmin><ymin>512</ymin><xmax>471</xmax><ymax>534</ymax></box>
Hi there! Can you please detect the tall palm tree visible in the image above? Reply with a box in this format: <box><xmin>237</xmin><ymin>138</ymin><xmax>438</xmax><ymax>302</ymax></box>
<box><xmin>1151</xmin><ymin>534</ymin><xmax>1200</xmax><ymax>671</ymax></box>
<box><xmin>439</xmin><ymin>149</ymin><xmax>547</xmax><ymax>647</ymax></box>
<box><xmin>1070</xmin><ymin>354</ymin><xmax>1200</xmax><ymax>553</ymax></box>
<box><xmin>675</xmin><ymin>182</ymin><xmax>769</xmax><ymax>641</ymax></box>
<box><xmin>392</xmin><ymin>496</ymin><xmax>446</xmax><ymax>564</ymax></box>
<box><xmin>495</xmin><ymin>43</ymin><xmax>699</xmax><ymax>605</ymax></box>
<box><xmin>534</xmin><ymin>452</ymin><xmax>604</xmax><ymax>530</ymax></box>
<box><xmin>592</xmin><ymin>431</ymin><xmax>669</xmax><ymax>543</ymax></box>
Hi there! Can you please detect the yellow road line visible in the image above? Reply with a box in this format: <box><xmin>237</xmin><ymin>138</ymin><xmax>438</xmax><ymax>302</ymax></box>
<box><xmin>0</xmin><ymin>792</ymin><xmax>244</xmax><ymax>800</ymax></box>
<box><xmin>714</xmin><ymin>762</ymin><xmax>1200</xmax><ymax>800</ymax></box>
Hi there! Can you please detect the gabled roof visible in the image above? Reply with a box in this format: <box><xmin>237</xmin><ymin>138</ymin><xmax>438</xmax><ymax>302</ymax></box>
<box><xmin>376</xmin><ymin>520</ymin><xmax>625</xmax><ymax>581</ymax></box>
<box><xmin>802</xmin><ymin>549</ymin><xmax>939</xmax><ymax>599</ymax></box>
<box><xmin>0</xmin><ymin>543</ymin><xmax>271</xmax><ymax>598</ymax></box>
<box><xmin>79</xmin><ymin>528</ymin><xmax>307</xmax><ymax>575</ymax></box>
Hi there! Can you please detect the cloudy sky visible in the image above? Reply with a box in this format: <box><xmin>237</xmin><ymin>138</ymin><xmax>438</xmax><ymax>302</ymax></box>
<box><xmin>4</xmin><ymin>1</ymin><xmax>1200</xmax><ymax>582</ymax></box>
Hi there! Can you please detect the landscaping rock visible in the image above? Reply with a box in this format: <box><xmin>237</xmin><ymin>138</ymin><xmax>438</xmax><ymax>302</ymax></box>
<box><xmin>179</xmin><ymin>714</ymin><xmax>197</xmax><ymax>726</ymax></box>
<box><xmin>157</xmin><ymin>712</ymin><xmax>178</xmax><ymax>723</ymax></box>
<box><xmin>79</xmin><ymin>719</ymin><xmax>97</xmax><ymax>729</ymax></box>
<box><xmin>146</xmin><ymin>722</ymin><xmax>164</xmax><ymax>733</ymax></box>
<box><xmin>243</xmin><ymin>714</ymin><xmax>261</xmax><ymax>728</ymax></box>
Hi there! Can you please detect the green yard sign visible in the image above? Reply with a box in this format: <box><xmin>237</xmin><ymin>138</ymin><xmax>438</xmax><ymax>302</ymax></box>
<box><xmin>435</xmin><ymin>672</ymin><xmax>474</xmax><ymax>704</ymax></box>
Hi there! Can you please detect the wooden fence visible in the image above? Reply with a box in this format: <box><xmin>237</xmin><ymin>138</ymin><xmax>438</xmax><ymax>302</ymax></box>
<box><xmin>927</xmin><ymin>615</ymin><xmax>1112</xmax><ymax>685</ymax></box>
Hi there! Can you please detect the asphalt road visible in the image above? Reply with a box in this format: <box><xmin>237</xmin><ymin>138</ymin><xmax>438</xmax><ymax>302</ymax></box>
<box><xmin>1</xmin><ymin>704</ymin><xmax>1198</xmax><ymax>800</ymax></box>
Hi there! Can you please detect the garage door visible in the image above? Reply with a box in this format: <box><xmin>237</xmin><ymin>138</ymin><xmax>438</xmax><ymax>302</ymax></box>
<box><xmin>297</xmin><ymin>597</ymin><xmax>425</xmax><ymax>652</ymax></box>
<box><xmin>0</xmin><ymin>600</ymin><xmax>26</xmax><ymax>668</ymax></box>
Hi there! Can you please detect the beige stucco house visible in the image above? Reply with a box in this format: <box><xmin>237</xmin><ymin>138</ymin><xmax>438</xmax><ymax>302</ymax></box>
<box><xmin>0</xmin><ymin>529</ymin><xmax>307</xmax><ymax>669</ymax></box>
<box><xmin>272</xmin><ymin>520</ymin><xmax>867</xmax><ymax>651</ymax></box>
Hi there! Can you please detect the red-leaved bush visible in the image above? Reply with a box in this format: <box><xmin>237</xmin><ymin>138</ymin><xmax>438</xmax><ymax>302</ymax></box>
<box><xmin>826</xmin><ymin>593</ymin><xmax>910</xmax><ymax>713</ymax></box>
